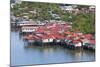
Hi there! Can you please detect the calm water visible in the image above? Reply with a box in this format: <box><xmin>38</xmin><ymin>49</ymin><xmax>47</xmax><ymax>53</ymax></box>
<box><xmin>11</xmin><ymin>31</ymin><xmax>95</xmax><ymax>66</ymax></box>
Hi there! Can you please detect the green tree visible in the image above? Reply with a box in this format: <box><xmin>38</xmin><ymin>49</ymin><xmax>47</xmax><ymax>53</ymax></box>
<box><xmin>72</xmin><ymin>13</ymin><xmax>95</xmax><ymax>34</ymax></box>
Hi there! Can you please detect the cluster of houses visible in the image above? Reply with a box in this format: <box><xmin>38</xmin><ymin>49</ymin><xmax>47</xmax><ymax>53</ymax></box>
<box><xmin>16</xmin><ymin>21</ymin><xmax>95</xmax><ymax>51</ymax></box>
<box><xmin>60</xmin><ymin>5</ymin><xmax>95</xmax><ymax>14</ymax></box>
<box><xmin>10</xmin><ymin>1</ymin><xmax>95</xmax><ymax>50</ymax></box>
<box><xmin>11</xmin><ymin>1</ymin><xmax>95</xmax><ymax>24</ymax></box>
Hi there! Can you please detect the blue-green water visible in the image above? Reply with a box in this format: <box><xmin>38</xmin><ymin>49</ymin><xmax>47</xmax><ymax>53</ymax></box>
<box><xmin>11</xmin><ymin>31</ymin><xmax>95</xmax><ymax>66</ymax></box>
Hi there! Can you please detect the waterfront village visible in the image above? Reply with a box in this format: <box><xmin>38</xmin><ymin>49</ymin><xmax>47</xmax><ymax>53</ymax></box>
<box><xmin>11</xmin><ymin>1</ymin><xmax>95</xmax><ymax>51</ymax></box>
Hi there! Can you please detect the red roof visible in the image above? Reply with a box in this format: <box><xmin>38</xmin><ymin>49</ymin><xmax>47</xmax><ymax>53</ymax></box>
<box><xmin>73</xmin><ymin>40</ymin><xmax>80</xmax><ymax>43</ymax></box>
<box><xmin>66</xmin><ymin>36</ymin><xmax>73</xmax><ymax>40</ymax></box>
<box><xmin>24</xmin><ymin>35</ymin><xmax>35</xmax><ymax>40</ymax></box>
<box><xmin>89</xmin><ymin>40</ymin><xmax>95</xmax><ymax>45</ymax></box>
<box><xmin>72</xmin><ymin>33</ymin><xmax>79</xmax><ymax>37</ymax></box>
<box><xmin>84</xmin><ymin>34</ymin><xmax>93</xmax><ymax>40</ymax></box>
<box><xmin>46</xmin><ymin>33</ymin><xmax>64</xmax><ymax>39</ymax></box>
<box><xmin>33</xmin><ymin>35</ymin><xmax>41</xmax><ymax>40</ymax></box>
<box><xmin>36</xmin><ymin>27</ymin><xmax>46</xmax><ymax>33</ymax></box>
<box><xmin>47</xmin><ymin>34</ymin><xmax>56</xmax><ymax>39</ymax></box>
<box><xmin>64</xmin><ymin>31</ymin><xmax>72</xmax><ymax>35</ymax></box>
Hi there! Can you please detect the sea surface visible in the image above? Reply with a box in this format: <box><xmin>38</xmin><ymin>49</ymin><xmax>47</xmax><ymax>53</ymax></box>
<box><xmin>11</xmin><ymin>31</ymin><xmax>95</xmax><ymax>66</ymax></box>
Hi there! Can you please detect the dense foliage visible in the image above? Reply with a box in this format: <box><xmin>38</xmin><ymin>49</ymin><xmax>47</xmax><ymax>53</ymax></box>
<box><xmin>72</xmin><ymin>13</ymin><xmax>95</xmax><ymax>34</ymax></box>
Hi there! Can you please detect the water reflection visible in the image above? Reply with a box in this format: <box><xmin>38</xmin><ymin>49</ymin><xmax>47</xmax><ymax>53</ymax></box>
<box><xmin>11</xmin><ymin>31</ymin><xmax>95</xmax><ymax>66</ymax></box>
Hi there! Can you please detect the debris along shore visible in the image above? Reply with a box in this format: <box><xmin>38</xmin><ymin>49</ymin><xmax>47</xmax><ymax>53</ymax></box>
<box><xmin>14</xmin><ymin>21</ymin><xmax>95</xmax><ymax>51</ymax></box>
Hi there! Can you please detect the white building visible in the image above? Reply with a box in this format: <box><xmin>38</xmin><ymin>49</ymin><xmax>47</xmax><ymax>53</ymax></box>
<box><xmin>89</xmin><ymin>6</ymin><xmax>95</xmax><ymax>13</ymax></box>
<box><xmin>21</xmin><ymin>26</ymin><xmax>38</xmax><ymax>33</ymax></box>
<box><xmin>15</xmin><ymin>0</ymin><xmax>22</xmax><ymax>4</ymax></box>
<box><xmin>17</xmin><ymin>21</ymin><xmax>37</xmax><ymax>26</ymax></box>
<box><xmin>60</xmin><ymin>5</ymin><xmax>74</xmax><ymax>13</ymax></box>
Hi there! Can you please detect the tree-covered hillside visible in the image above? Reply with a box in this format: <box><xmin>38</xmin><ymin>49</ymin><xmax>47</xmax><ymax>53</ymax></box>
<box><xmin>11</xmin><ymin>1</ymin><xmax>95</xmax><ymax>34</ymax></box>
